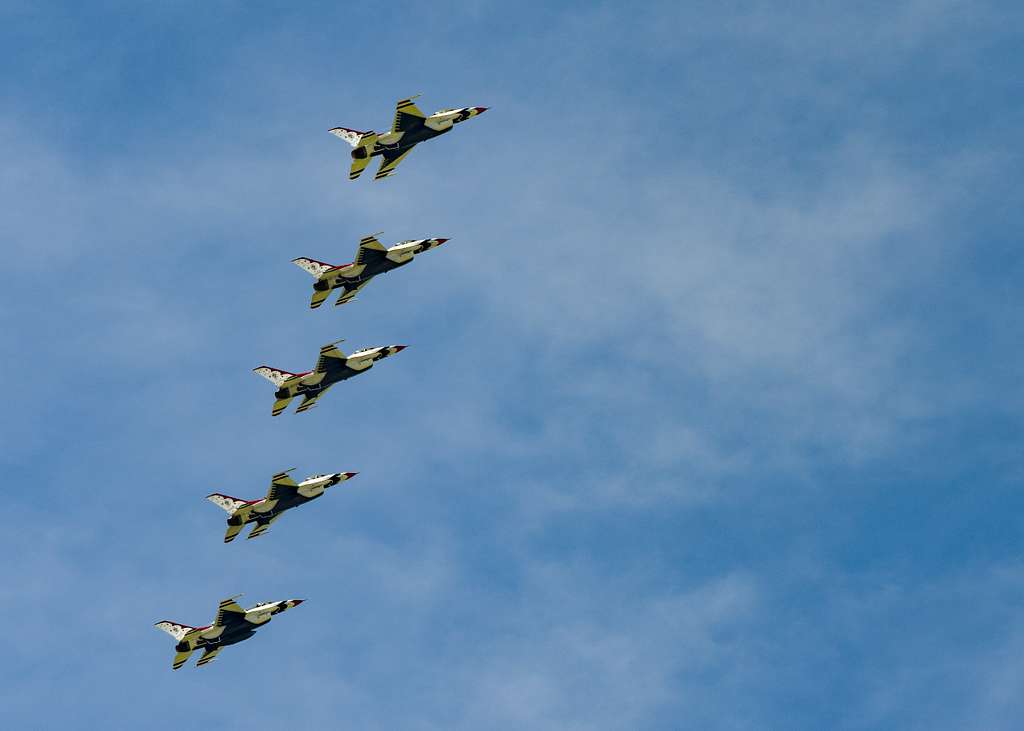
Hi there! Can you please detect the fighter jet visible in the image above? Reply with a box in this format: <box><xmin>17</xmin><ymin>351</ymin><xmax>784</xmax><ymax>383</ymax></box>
<box><xmin>330</xmin><ymin>95</ymin><xmax>487</xmax><ymax>180</ymax></box>
<box><xmin>207</xmin><ymin>469</ymin><xmax>358</xmax><ymax>542</ymax></box>
<box><xmin>253</xmin><ymin>339</ymin><xmax>407</xmax><ymax>415</ymax></box>
<box><xmin>293</xmin><ymin>233</ymin><xmax>449</xmax><ymax>309</ymax></box>
<box><xmin>154</xmin><ymin>595</ymin><xmax>303</xmax><ymax>670</ymax></box>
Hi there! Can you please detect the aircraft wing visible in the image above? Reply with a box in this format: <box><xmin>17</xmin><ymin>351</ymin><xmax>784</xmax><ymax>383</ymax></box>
<box><xmin>335</xmin><ymin>279</ymin><xmax>371</xmax><ymax>307</ymax></box>
<box><xmin>248</xmin><ymin>514</ymin><xmax>281</xmax><ymax>539</ymax></box>
<box><xmin>354</xmin><ymin>234</ymin><xmax>387</xmax><ymax>264</ymax></box>
<box><xmin>391</xmin><ymin>96</ymin><xmax>426</xmax><ymax>133</ymax></box>
<box><xmin>295</xmin><ymin>387</ymin><xmax>332</xmax><ymax>413</ymax></box>
<box><xmin>214</xmin><ymin>596</ymin><xmax>247</xmax><ymax>628</ymax></box>
<box><xmin>314</xmin><ymin>343</ymin><xmax>347</xmax><ymax>374</ymax></box>
<box><xmin>267</xmin><ymin>470</ymin><xmax>299</xmax><ymax>501</ymax></box>
<box><xmin>195</xmin><ymin>647</ymin><xmax>222</xmax><ymax>668</ymax></box>
<box><xmin>374</xmin><ymin>146</ymin><xmax>416</xmax><ymax>180</ymax></box>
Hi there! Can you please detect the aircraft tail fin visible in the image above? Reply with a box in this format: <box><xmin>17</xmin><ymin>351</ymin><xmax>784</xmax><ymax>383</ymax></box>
<box><xmin>329</xmin><ymin>126</ymin><xmax>374</xmax><ymax>148</ymax></box>
<box><xmin>330</xmin><ymin>128</ymin><xmax>378</xmax><ymax>180</ymax></box>
<box><xmin>154</xmin><ymin>621</ymin><xmax>196</xmax><ymax>642</ymax></box>
<box><xmin>292</xmin><ymin>257</ymin><xmax>333</xmax><ymax>279</ymax></box>
<box><xmin>253</xmin><ymin>366</ymin><xmax>298</xmax><ymax>388</ymax></box>
<box><xmin>206</xmin><ymin>494</ymin><xmax>255</xmax><ymax>542</ymax></box>
<box><xmin>206</xmin><ymin>493</ymin><xmax>248</xmax><ymax>515</ymax></box>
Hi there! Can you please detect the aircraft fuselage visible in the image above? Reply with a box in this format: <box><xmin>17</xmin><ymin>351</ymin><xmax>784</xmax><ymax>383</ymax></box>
<box><xmin>177</xmin><ymin>625</ymin><xmax>256</xmax><ymax>653</ymax></box>
<box><xmin>273</xmin><ymin>361</ymin><xmax>367</xmax><ymax>402</ymax></box>
<box><xmin>234</xmin><ymin>474</ymin><xmax>346</xmax><ymax>527</ymax></box>
<box><xmin>367</xmin><ymin>124</ymin><xmax>451</xmax><ymax>159</ymax></box>
<box><xmin>313</xmin><ymin>255</ymin><xmax>410</xmax><ymax>291</ymax></box>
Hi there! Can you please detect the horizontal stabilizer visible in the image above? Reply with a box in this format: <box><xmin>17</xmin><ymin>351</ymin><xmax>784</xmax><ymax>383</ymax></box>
<box><xmin>224</xmin><ymin>522</ymin><xmax>245</xmax><ymax>544</ymax></box>
<box><xmin>272</xmin><ymin>395</ymin><xmax>294</xmax><ymax>417</ymax></box>
<box><xmin>310</xmin><ymin>288</ymin><xmax>332</xmax><ymax>309</ymax></box>
<box><xmin>350</xmin><ymin>150</ymin><xmax>373</xmax><ymax>181</ymax></box>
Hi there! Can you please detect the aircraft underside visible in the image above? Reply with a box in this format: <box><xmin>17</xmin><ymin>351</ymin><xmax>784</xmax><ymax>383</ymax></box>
<box><xmin>202</xmin><ymin>627</ymin><xmax>256</xmax><ymax>648</ymax></box>
<box><xmin>372</xmin><ymin>126</ymin><xmax>448</xmax><ymax>156</ymax></box>
<box><xmin>249</xmin><ymin>494</ymin><xmax>316</xmax><ymax>522</ymax></box>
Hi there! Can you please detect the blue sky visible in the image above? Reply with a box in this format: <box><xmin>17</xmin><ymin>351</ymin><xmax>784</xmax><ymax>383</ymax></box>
<box><xmin>1</xmin><ymin>1</ymin><xmax>1022</xmax><ymax>728</ymax></box>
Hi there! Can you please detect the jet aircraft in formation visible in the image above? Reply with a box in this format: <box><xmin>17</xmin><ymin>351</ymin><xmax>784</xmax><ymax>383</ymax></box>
<box><xmin>155</xmin><ymin>595</ymin><xmax>303</xmax><ymax>670</ymax></box>
<box><xmin>254</xmin><ymin>340</ymin><xmax>407</xmax><ymax>415</ymax></box>
<box><xmin>207</xmin><ymin>469</ymin><xmax>358</xmax><ymax>542</ymax></box>
<box><xmin>331</xmin><ymin>95</ymin><xmax>487</xmax><ymax>180</ymax></box>
<box><xmin>154</xmin><ymin>94</ymin><xmax>488</xmax><ymax>671</ymax></box>
<box><xmin>293</xmin><ymin>233</ymin><xmax>448</xmax><ymax>308</ymax></box>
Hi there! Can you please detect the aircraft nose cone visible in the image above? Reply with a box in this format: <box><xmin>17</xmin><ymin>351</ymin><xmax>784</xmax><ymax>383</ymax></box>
<box><xmin>393</xmin><ymin>345</ymin><xmax>408</xmax><ymax>352</ymax></box>
<box><xmin>291</xmin><ymin>599</ymin><xmax>304</xmax><ymax>606</ymax></box>
<box><xmin>435</xmin><ymin>238</ymin><xmax>449</xmax><ymax>245</ymax></box>
<box><xmin>474</xmin><ymin>107</ymin><xmax>488</xmax><ymax>114</ymax></box>
<box><xmin>344</xmin><ymin>472</ymin><xmax>359</xmax><ymax>479</ymax></box>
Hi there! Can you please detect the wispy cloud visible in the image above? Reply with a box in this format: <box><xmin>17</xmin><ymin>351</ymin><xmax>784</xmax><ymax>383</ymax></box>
<box><xmin>0</xmin><ymin>2</ymin><xmax>1021</xmax><ymax>729</ymax></box>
